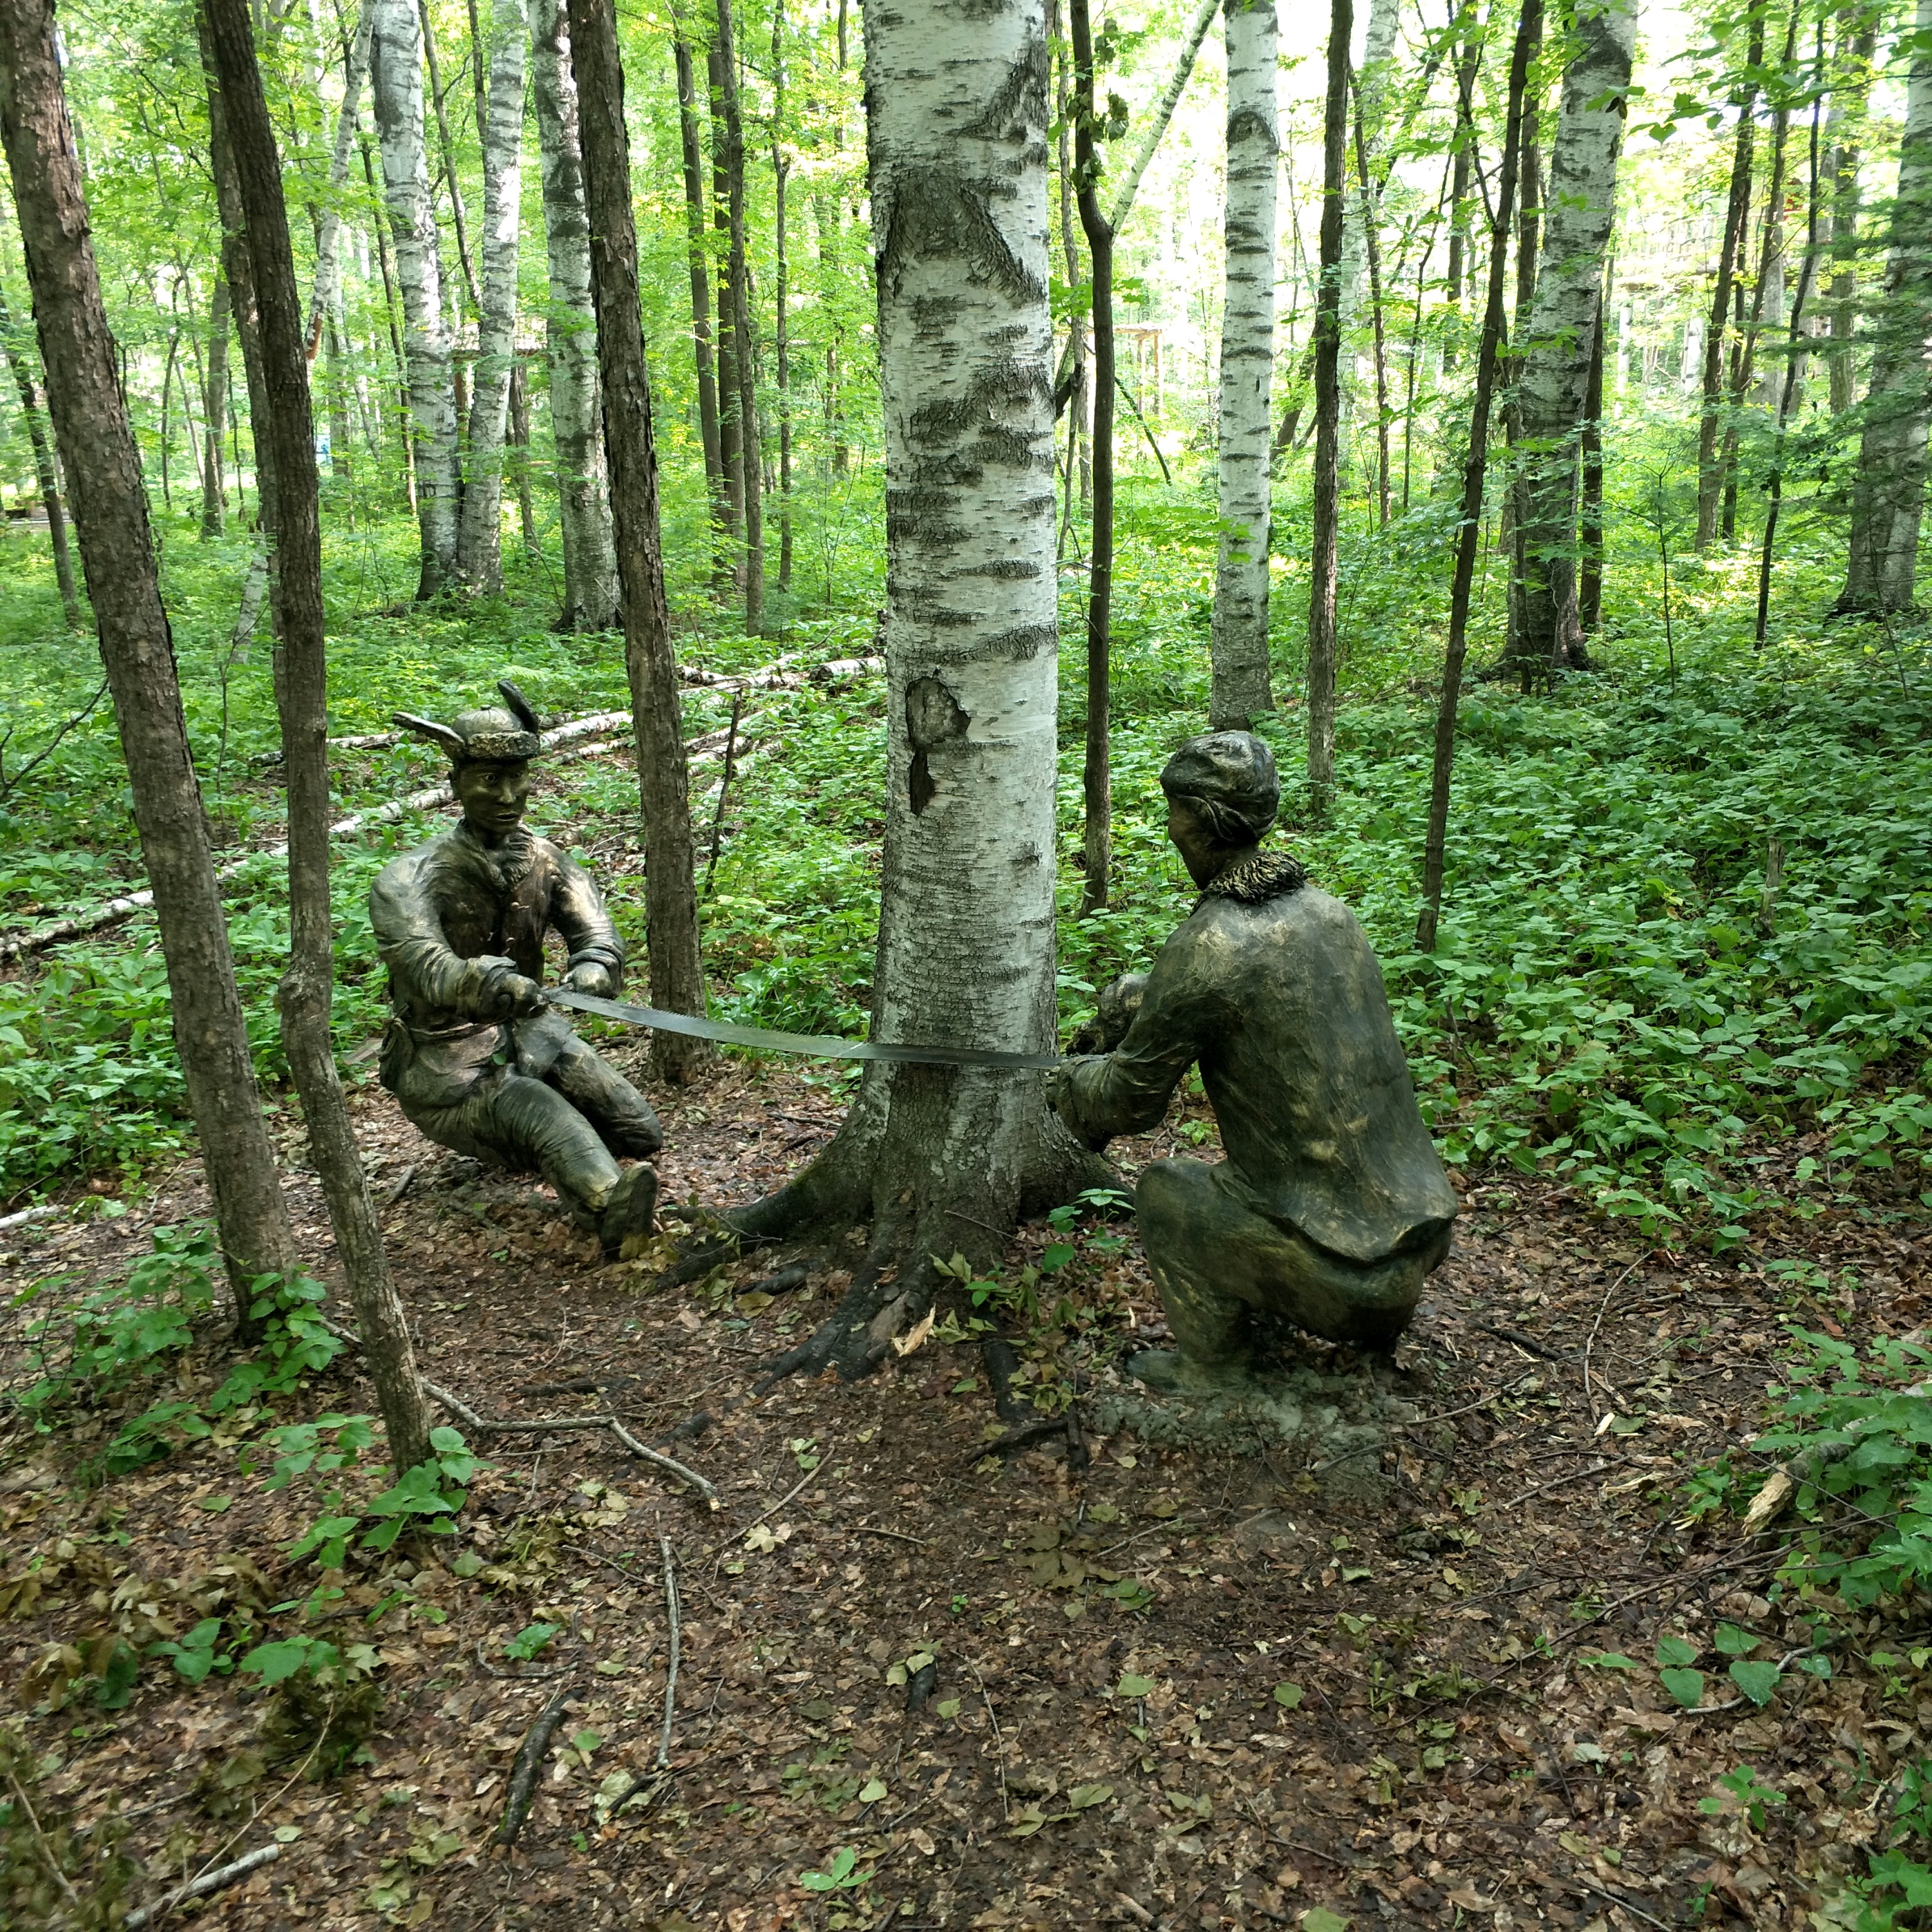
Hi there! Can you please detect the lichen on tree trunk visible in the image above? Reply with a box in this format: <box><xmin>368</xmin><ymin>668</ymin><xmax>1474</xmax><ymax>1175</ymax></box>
<box><xmin>732</xmin><ymin>0</ymin><xmax>1108</xmax><ymax>1383</ymax></box>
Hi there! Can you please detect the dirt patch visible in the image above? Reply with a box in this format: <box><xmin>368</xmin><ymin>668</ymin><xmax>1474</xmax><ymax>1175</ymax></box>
<box><xmin>1</xmin><ymin>1046</ymin><xmax>1927</xmax><ymax>1929</ymax></box>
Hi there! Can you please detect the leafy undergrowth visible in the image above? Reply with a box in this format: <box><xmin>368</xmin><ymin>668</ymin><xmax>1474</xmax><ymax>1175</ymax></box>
<box><xmin>0</xmin><ymin>1056</ymin><xmax>1927</xmax><ymax>1929</ymax></box>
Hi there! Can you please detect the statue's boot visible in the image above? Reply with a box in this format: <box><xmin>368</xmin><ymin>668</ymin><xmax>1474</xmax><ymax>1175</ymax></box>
<box><xmin>598</xmin><ymin>1161</ymin><xmax>659</xmax><ymax>1255</ymax></box>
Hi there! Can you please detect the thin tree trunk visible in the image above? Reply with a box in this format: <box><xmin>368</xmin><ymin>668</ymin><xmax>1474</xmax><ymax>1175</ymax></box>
<box><xmin>1501</xmin><ymin>57</ymin><xmax>1542</xmax><ymax>667</ymax></box>
<box><xmin>728</xmin><ymin>0</ymin><xmax>1106</xmax><ymax>1379</ymax></box>
<box><xmin>307</xmin><ymin>0</ymin><xmax>374</xmax><ymax>362</ymax></box>
<box><xmin>202</xmin><ymin>0</ymin><xmax>432</xmax><ymax>1472</ymax></box>
<box><xmin>1577</xmin><ymin>255</ymin><xmax>1607</xmax><ymax>634</ymax></box>
<box><xmin>455</xmin><ymin>0</ymin><xmax>524</xmax><ymax>591</ymax></box>
<box><xmin>1072</xmin><ymin>0</ymin><xmax>1114</xmax><ymax>913</ymax></box>
<box><xmin>566</xmin><ymin>0</ymin><xmax>710</xmax><ymax>1081</ymax></box>
<box><xmin>1825</xmin><ymin>6</ymin><xmax>1877</xmax><ymax>414</ymax></box>
<box><xmin>1441</xmin><ymin>19</ymin><xmax>1479</xmax><ymax>375</ymax></box>
<box><xmin>1305</xmin><ymin>0</ymin><xmax>1349</xmax><ymax>815</ymax></box>
<box><xmin>0</xmin><ymin>0</ymin><xmax>299</xmax><ymax>1309</ymax></box>
<box><xmin>529</xmin><ymin>0</ymin><xmax>618</xmax><ymax>628</ymax></box>
<box><xmin>714</xmin><ymin>0</ymin><xmax>765</xmax><ymax>634</ymax></box>
<box><xmin>0</xmin><ymin>284</ymin><xmax>80</xmax><ymax>625</ymax></box>
<box><xmin>506</xmin><ymin>357</ymin><xmax>539</xmax><ymax>554</ymax></box>
<box><xmin>1416</xmin><ymin>0</ymin><xmax>1540</xmax><ymax>954</ymax></box>
<box><xmin>1336</xmin><ymin>0</ymin><xmax>1399</xmax><ymax>411</ymax></box>
<box><xmin>1837</xmin><ymin>0</ymin><xmax>1932</xmax><ymax>614</ymax></box>
<box><xmin>1106</xmin><ymin>0</ymin><xmax>1218</xmax><ymax>234</ymax></box>
<box><xmin>708</xmin><ymin>44</ymin><xmax>744</xmax><ymax>571</ymax></box>
<box><xmin>1052</xmin><ymin>3</ymin><xmax>1084</xmax><ymax>496</ymax></box>
<box><xmin>673</xmin><ymin>37</ymin><xmax>724</xmax><ymax>553</ymax></box>
<box><xmin>418</xmin><ymin>0</ymin><xmax>481</xmax><ymax>315</ymax></box>
<box><xmin>1759</xmin><ymin>54</ymin><xmax>1824</xmax><ymax>647</ymax></box>
<box><xmin>1352</xmin><ymin>89</ymin><xmax>1390</xmax><ymax>531</ymax></box>
<box><xmin>1696</xmin><ymin>8</ymin><xmax>1765</xmax><ymax>549</ymax></box>
<box><xmin>773</xmin><ymin>0</ymin><xmax>793</xmax><ymax>597</ymax></box>
<box><xmin>371</xmin><ymin>0</ymin><xmax>459</xmax><ymax>594</ymax></box>
<box><xmin>1512</xmin><ymin>0</ymin><xmax>1633</xmax><ymax>670</ymax></box>
<box><xmin>202</xmin><ymin>273</ymin><xmax>231</xmax><ymax>535</ymax></box>
<box><xmin>357</xmin><ymin>131</ymin><xmax>415</xmax><ymax>504</ymax></box>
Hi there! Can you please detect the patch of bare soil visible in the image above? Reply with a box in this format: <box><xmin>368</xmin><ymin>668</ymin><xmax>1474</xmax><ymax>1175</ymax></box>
<box><xmin>1</xmin><ymin>1043</ymin><xmax>1927</xmax><ymax>1931</ymax></box>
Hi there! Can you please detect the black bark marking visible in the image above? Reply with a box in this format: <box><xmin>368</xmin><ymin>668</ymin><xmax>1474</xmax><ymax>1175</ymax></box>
<box><xmin>959</xmin><ymin>35</ymin><xmax>1048</xmax><ymax>143</ymax></box>
<box><xmin>905</xmin><ymin>673</ymin><xmax>969</xmax><ymax>814</ymax></box>
<box><xmin>876</xmin><ymin>164</ymin><xmax>1044</xmax><ymax>305</ymax></box>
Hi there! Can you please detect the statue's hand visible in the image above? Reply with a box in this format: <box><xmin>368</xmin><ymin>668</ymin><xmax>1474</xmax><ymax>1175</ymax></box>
<box><xmin>564</xmin><ymin>960</ymin><xmax>618</xmax><ymax>998</ymax></box>
<box><xmin>478</xmin><ymin>963</ymin><xmax>547</xmax><ymax>1021</ymax></box>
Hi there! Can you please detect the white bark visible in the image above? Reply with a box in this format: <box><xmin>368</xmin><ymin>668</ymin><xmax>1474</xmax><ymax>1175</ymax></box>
<box><xmin>1105</xmin><ymin>0</ymin><xmax>1218</xmax><ymax>236</ymax></box>
<box><xmin>370</xmin><ymin>0</ymin><xmax>458</xmax><ymax>594</ymax></box>
<box><xmin>307</xmin><ymin>0</ymin><xmax>373</xmax><ymax>360</ymax></box>
<box><xmin>1842</xmin><ymin>0</ymin><xmax>1932</xmax><ymax>614</ymax></box>
<box><xmin>1514</xmin><ymin>0</ymin><xmax>1634</xmax><ymax>665</ymax></box>
<box><xmin>456</xmin><ymin>0</ymin><xmax>525</xmax><ymax>591</ymax></box>
<box><xmin>528</xmin><ymin>0</ymin><xmax>619</xmax><ymax>629</ymax></box>
<box><xmin>862</xmin><ymin>0</ymin><xmax>1064</xmax><ymax>1221</ymax></box>
<box><xmin>1209</xmin><ymin>0</ymin><xmax>1277</xmax><ymax>728</ymax></box>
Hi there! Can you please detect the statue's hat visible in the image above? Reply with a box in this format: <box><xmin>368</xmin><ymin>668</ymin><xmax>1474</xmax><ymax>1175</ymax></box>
<box><xmin>393</xmin><ymin>679</ymin><xmax>544</xmax><ymax>763</ymax></box>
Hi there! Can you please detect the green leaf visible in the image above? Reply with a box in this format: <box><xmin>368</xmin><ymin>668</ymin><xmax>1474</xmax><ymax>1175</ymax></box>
<box><xmin>1655</xmin><ymin>1635</ymin><xmax>1699</xmax><ymax>1668</ymax></box>
<box><xmin>857</xmin><ymin>1779</ymin><xmax>887</xmax><ymax>1803</ymax></box>
<box><xmin>1713</xmin><ymin>1622</ymin><xmax>1758</xmax><ymax>1657</ymax></box>
<box><xmin>1067</xmin><ymin>1782</ymin><xmax>1113</xmax><ymax>1810</ymax></box>
<box><xmin>1659</xmin><ymin>1667</ymin><xmax>1707</xmax><ymax>1709</ymax></box>
<box><xmin>1727</xmin><ymin>1660</ymin><xmax>1783</xmax><ymax>1705</ymax></box>
<box><xmin>1302</xmin><ymin>1910</ymin><xmax>1352</xmax><ymax>1932</ymax></box>
<box><xmin>1115</xmin><ymin>1672</ymin><xmax>1157</xmax><ymax>1698</ymax></box>
<box><xmin>1273</xmin><ymin>1681</ymin><xmax>1304</xmax><ymax>1708</ymax></box>
<box><xmin>1580</xmin><ymin>1652</ymin><xmax>1637</xmax><ymax>1671</ymax></box>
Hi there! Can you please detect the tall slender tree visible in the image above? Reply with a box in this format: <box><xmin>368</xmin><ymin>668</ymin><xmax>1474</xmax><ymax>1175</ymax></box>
<box><xmin>673</xmin><ymin>35</ymin><xmax>725</xmax><ymax>551</ymax></box>
<box><xmin>773</xmin><ymin>0</ymin><xmax>793</xmax><ymax>596</ymax></box>
<box><xmin>1071</xmin><ymin>0</ymin><xmax>1115</xmax><ymax>912</ymax></box>
<box><xmin>200</xmin><ymin>272</ymin><xmax>231</xmax><ymax>535</ymax></box>
<box><xmin>0</xmin><ymin>0</ymin><xmax>298</xmax><ymax>1309</ymax></box>
<box><xmin>370</xmin><ymin>0</ymin><xmax>459</xmax><ymax>594</ymax></box>
<box><xmin>1306</xmin><ymin>0</ymin><xmax>1350</xmax><ymax>815</ymax></box>
<box><xmin>530</xmin><ymin>0</ymin><xmax>620</xmax><ymax>628</ymax></box>
<box><xmin>566</xmin><ymin>0</ymin><xmax>710</xmax><ymax>1080</ymax></box>
<box><xmin>713</xmin><ymin>0</ymin><xmax>766</xmax><ymax>632</ymax></box>
<box><xmin>1824</xmin><ymin>5</ymin><xmax>1879</xmax><ymax>413</ymax></box>
<box><xmin>202</xmin><ymin>0</ymin><xmax>433</xmax><ymax>1472</ymax></box>
<box><xmin>1417</xmin><ymin>0</ymin><xmax>1541</xmax><ymax>953</ymax></box>
<box><xmin>455</xmin><ymin>0</ymin><xmax>526</xmax><ymax>591</ymax></box>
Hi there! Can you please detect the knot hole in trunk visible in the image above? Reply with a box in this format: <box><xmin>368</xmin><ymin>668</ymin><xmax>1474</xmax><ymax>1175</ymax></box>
<box><xmin>905</xmin><ymin>674</ymin><xmax>969</xmax><ymax>815</ymax></box>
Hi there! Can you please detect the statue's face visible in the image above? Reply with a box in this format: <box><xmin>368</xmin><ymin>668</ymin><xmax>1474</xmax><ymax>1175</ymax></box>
<box><xmin>454</xmin><ymin>759</ymin><xmax>531</xmax><ymax>841</ymax></box>
<box><xmin>1165</xmin><ymin>795</ymin><xmax>1222</xmax><ymax>888</ymax></box>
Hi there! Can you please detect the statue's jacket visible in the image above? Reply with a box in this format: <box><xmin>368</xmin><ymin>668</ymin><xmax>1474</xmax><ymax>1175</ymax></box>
<box><xmin>1058</xmin><ymin>858</ymin><xmax>1457</xmax><ymax>1264</ymax></box>
<box><xmin>369</xmin><ymin>822</ymin><xmax>625</xmax><ymax>1112</ymax></box>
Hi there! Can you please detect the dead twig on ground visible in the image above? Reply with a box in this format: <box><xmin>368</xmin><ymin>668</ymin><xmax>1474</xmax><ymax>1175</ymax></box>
<box><xmin>852</xmin><ymin>1524</ymin><xmax>928</xmax><ymax>1546</ymax></box>
<box><xmin>316</xmin><ymin>1315</ymin><xmax>716</xmax><ymax>1506</ymax></box>
<box><xmin>657</xmin><ymin>1535</ymin><xmax>682</xmax><ymax>1772</ymax></box>
<box><xmin>124</xmin><ymin>1843</ymin><xmax>281</xmax><ymax>1929</ymax></box>
<box><xmin>968</xmin><ymin>1662</ymin><xmax>1009</xmax><ymax>1821</ymax></box>
<box><xmin>3</xmin><ymin>1761</ymin><xmax>82</xmax><ymax>1911</ymax></box>
<box><xmin>494</xmin><ymin>1679</ymin><xmax>576</xmax><ymax>1848</ymax></box>
<box><xmin>1500</xmin><ymin>1459</ymin><xmax>1616</xmax><ymax>1511</ymax></box>
<box><xmin>1584</xmin><ymin>1262</ymin><xmax>1642</xmax><ymax>1418</ymax></box>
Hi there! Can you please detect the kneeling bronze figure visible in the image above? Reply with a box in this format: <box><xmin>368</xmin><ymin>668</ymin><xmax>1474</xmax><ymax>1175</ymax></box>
<box><xmin>369</xmin><ymin>681</ymin><xmax>661</xmax><ymax>1253</ymax></box>
<box><xmin>1055</xmin><ymin>732</ymin><xmax>1457</xmax><ymax>1388</ymax></box>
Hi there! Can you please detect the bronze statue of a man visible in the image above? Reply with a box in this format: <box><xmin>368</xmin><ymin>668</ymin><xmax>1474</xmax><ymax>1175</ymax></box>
<box><xmin>370</xmin><ymin>681</ymin><xmax>661</xmax><ymax>1252</ymax></box>
<box><xmin>1055</xmin><ymin>732</ymin><xmax>1457</xmax><ymax>1388</ymax></box>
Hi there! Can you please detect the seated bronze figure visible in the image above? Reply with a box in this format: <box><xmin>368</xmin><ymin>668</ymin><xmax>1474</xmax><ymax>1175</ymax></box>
<box><xmin>1054</xmin><ymin>732</ymin><xmax>1457</xmax><ymax>1388</ymax></box>
<box><xmin>369</xmin><ymin>681</ymin><xmax>661</xmax><ymax>1253</ymax></box>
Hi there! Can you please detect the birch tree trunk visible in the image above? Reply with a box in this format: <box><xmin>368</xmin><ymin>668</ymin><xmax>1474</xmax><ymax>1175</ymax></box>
<box><xmin>529</xmin><ymin>0</ymin><xmax>619</xmax><ymax>628</ymax></box>
<box><xmin>307</xmin><ymin>0</ymin><xmax>373</xmax><ymax>362</ymax></box>
<box><xmin>1511</xmin><ymin>0</ymin><xmax>1634</xmax><ymax>673</ymax></box>
<box><xmin>736</xmin><ymin>0</ymin><xmax>1105</xmax><ymax>1383</ymax></box>
<box><xmin>1305</xmin><ymin>0</ymin><xmax>1350</xmax><ymax>811</ymax></box>
<box><xmin>203</xmin><ymin>0</ymin><xmax>433</xmax><ymax>1473</ymax></box>
<box><xmin>1837</xmin><ymin>0</ymin><xmax>1932</xmax><ymax>614</ymax></box>
<box><xmin>566</xmin><ymin>0</ymin><xmax>711</xmax><ymax>1081</ymax></box>
<box><xmin>773</xmin><ymin>0</ymin><xmax>793</xmax><ymax>596</ymax></box>
<box><xmin>1336</xmin><ymin>0</ymin><xmax>1399</xmax><ymax>379</ymax></box>
<box><xmin>1208</xmin><ymin>0</ymin><xmax>1278</xmax><ymax>733</ymax></box>
<box><xmin>455</xmin><ymin>0</ymin><xmax>526</xmax><ymax>592</ymax></box>
<box><xmin>0</xmin><ymin>0</ymin><xmax>299</xmax><ymax>1311</ymax></box>
<box><xmin>370</xmin><ymin>0</ymin><xmax>459</xmax><ymax>596</ymax></box>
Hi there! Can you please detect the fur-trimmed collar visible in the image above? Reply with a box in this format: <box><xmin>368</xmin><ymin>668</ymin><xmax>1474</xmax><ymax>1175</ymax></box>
<box><xmin>1197</xmin><ymin>848</ymin><xmax>1307</xmax><ymax>907</ymax></box>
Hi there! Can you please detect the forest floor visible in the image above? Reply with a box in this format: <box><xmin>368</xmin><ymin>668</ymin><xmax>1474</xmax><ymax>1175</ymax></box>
<box><xmin>1</xmin><ymin>1038</ymin><xmax>1926</xmax><ymax>1932</ymax></box>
